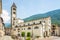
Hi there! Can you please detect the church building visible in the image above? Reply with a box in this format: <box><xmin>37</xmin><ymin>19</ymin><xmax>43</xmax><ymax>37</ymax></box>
<box><xmin>11</xmin><ymin>3</ymin><xmax>51</xmax><ymax>38</ymax></box>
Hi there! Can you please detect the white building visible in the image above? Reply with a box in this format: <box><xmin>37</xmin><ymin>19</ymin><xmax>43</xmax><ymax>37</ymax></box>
<box><xmin>11</xmin><ymin>3</ymin><xmax>51</xmax><ymax>38</ymax></box>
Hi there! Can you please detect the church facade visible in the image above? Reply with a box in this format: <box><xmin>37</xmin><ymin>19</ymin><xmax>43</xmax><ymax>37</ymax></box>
<box><xmin>11</xmin><ymin>3</ymin><xmax>51</xmax><ymax>38</ymax></box>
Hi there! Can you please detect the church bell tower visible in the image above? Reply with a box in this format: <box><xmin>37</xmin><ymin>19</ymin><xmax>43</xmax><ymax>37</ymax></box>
<box><xmin>11</xmin><ymin>3</ymin><xmax>17</xmax><ymax>28</ymax></box>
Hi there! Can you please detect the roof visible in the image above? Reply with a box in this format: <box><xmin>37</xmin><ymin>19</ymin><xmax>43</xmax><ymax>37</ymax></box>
<box><xmin>11</xmin><ymin>3</ymin><xmax>16</xmax><ymax>8</ymax></box>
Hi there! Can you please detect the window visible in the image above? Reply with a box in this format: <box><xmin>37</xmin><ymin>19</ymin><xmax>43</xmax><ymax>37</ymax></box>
<box><xmin>52</xmin><ymin>31</ymin><xmax>55</xmax><ymax>35</ymax></box>
<box><xmin>28</xmin><ymin>23</ymin><xmax>30</xmax><ymax>26</ymax></box>
<box><xmin>13</xmin><ymin>8</ymin><xmax>16</xmax><ymax>10</ymax></box>
<box><xmin>18</xmin><ymin>28</ymin><xmax>20</xmax><ymax>30</ymax></box>
<box><xmin>34</xmin><ymin>26</ymin><xmax>39</xmax><ymax>29</ymax></box>
<box><xmin>13</xmin><ymin>12</ymin><xmax>16</xmax><ymax>14</ymax></box>
<box><xmin>18</xmin><ymin>34</ymin><xmax>20</xmax><ymax>36</ymax></box>
<box><xmin>28</xmin><ymin>27</ymin><xmax>31</xmax><ymax>30</ymax></box>
<box><xmin>33</xmin><ymin>22</ymin><xmax>35</xmax><ymax>24</ymax></box>
<box><xmin>39</xmin><ymin>21</ymin><xmax>41</xmax><ymax>24</ymax></box>
<box><xmin>13</xmin><ymin>18</ymin><xmax>15</xmax><ymax>20</ymax></box>
<box><xmin>53</xmin><ymin>25</ymin><xmax>55</xmax><ymax>28</ymax></box>
<box><xmin>15</xmin><ymin>25</ymin><xmax>18</xmax><ymax>28</ymax></box>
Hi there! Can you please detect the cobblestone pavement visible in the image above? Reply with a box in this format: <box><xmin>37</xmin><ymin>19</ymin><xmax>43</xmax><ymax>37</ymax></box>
<box><xmin>35</xmin><ymin>36</ymin><xmax>60</xmax><ymax>40</ymax></box>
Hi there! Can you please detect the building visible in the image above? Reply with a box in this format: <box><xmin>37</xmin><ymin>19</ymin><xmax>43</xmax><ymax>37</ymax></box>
<box><xmin>51</xmin><ymin>24</ymin><xmax>60</xmax><ymax>36</ymax></box>
<box><xmin>5</xmin><ymin>27</ymin><xmax>11</xmax><ymax>35</ymax></box>
<box><xmin>58</xmin><ymin>27</ymin><xmax>60</xmax><ymax>36</ymax></box>
<box><xmin>0</xmin><ymin>0</ymin><xmax>5</xmax><ymax>37</ymax></box>
<box><xmin>51</xmin><ymin>24</ymin><xmax>58</xmax><ymax>36</ymax></box>
<box><xmin>11</xmin><ymin>3</ymin><xmax>51</xmax><ymax>38</ymax></box>
<box><xmin>11</xmin><ymin>3</ymin><xmax>17</xmax><ymax>28</ymax></box>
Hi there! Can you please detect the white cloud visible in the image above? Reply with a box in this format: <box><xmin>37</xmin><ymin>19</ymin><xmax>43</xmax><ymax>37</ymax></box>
<box><xmin>1</xmin><ymin>10</ymin><xmax>10</xmax><ymax>23</ymax></box>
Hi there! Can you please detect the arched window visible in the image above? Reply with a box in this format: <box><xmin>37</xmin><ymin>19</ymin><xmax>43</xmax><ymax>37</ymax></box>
<box><xmin>13</xmin><ymin>18</ymin><xmax>15</xmax><ymax>20</ymax></box>
<box><xmin>18</xmin><ymin>34</ymin><xmax>20</xmax><ymax>36</ymax></box>
<box><xmin>18</xmin><ymin>28</ymin><xmax>20</xmax><ymax>30</ymax></box>
<box><xmin>15</xmin><ymin>25</ymin><xmax>18</xmax><ymax>28</ymax></box>
<box><xmin>13</xmin><ymin>12</ymin><xmax>16</xmax><ymax>14</ymax></box>
<box><xmin>28</xmin><ymin>23</ymin><xmax>30</xmax><ymax>26</ymax></box>
<box><xmin>34</xmin><ymin>26</ymin><xmax>39</xmax><ymax>29</ymax></box>
<box><xmin>28</xmin><ymin>27</ymin><xmax>31</xmax><ymax>30</ymax></box>
<box><xmin>39</xmin><ymin>21</ymin><xmax>41</xmax><ymax>24</ymax></box>
<box><xmin>13</xmin><ymin>8</ymin><xmax>16</xmax><ymax>10</ymax></box>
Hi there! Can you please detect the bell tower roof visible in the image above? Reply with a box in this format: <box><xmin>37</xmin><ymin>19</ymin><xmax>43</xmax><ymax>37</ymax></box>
<box><xmin>11</xmin><ymin>3</ymin><xmax>16</xmax><ymax>8</ymax></box>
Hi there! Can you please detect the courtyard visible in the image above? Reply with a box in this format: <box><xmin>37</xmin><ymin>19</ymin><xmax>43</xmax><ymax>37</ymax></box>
<box><xmin>0</xmin><ymin>36</ymin><xmax>60</xmax><ymax>40</ymax></box>
<box><xmin>35</xmin><ymin>36</ymin><xmax>60</xmax><ymax>40</ymax></box>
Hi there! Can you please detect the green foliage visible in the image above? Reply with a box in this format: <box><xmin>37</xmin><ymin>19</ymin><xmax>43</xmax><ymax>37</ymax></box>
<box><xmin>27</xmin><ymin>32</ymin><xmax>31</xmax><ymax>37</ymax></box>
<box><xmin>21</xmin><ymin>32</ymin><xmax>25</xmax><ymax>37</ymax></box>
<box><xmin>26</xmin><ymin>37</ymin><xmax>31</xmax><ymax>40</ymax></box>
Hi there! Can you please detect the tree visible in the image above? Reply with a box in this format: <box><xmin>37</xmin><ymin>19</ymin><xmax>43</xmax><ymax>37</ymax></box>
<box><xmin>21</xmin><ymin>32</ymin><xmax>25</xmax><ymax>37</ymax></box>
<box><xmin>27</xmin><ymin>32</ymin><xmax>31</xmax><ymax>37</ymax></box>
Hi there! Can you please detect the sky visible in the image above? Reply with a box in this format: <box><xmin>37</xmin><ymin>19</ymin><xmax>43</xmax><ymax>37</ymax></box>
<box><xmin>1</xmin><ymin>0</ymin><xmax>60</xmax><ymax>23</ymax></box>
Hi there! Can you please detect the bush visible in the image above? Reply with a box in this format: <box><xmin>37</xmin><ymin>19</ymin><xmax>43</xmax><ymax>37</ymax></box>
<box><xmin>27</xmin><ymin>32</ymin><xmax>31</xmax><ymax>37</ymax></box>
<box><xmin>21</xmin><ymin>32</ymin><xmax>25</xmax><ymax>37</ymax></box>
<box><xmin>26</xmin><ymin>37</ymin><xmax>30</xmax><ymax>40</ymax></box>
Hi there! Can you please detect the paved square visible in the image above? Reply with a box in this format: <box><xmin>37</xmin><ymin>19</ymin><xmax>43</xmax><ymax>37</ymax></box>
<box><xmin>36</xmin><ymin>36</ymin><xmax>60</xmax><ymax>40</ymax></box>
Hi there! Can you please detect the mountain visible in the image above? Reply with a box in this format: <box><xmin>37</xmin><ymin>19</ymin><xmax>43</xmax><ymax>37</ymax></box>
<box><xmin>5</xmin><ymin>9</ymin><xmax>60</xmax><ymax>27</ymax></box>
<box><xmin>5</xmin><ymin>23</ymin><xmax>11</xmax><ymax>28</ymax></box>
<box><xmin>23</xmin><ymin>9</ymin><xmax>60</xmax><ymax>26</ymax></box>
